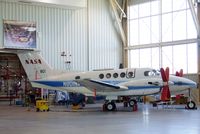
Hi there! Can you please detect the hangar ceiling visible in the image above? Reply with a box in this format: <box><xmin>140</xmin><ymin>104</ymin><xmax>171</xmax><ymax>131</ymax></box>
<box><xmin>0</xmin><ymin>0</ymin><xmax>87</xmax><ymax>9</ymax></box>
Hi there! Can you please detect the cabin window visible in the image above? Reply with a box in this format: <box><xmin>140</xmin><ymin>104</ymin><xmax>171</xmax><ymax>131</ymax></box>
<box><xmin>106</xmin><ymin>73</ymin><xmax>111</xmax><ymax>78</ymax></box>
<box><xmin>128</xmin><ymin>72</ymin><xmax>134</xmax><ymax>77</ymax></box>
<box><xmin>113</xmin><ymin>73</ymin><xmax>118</xmax><ymax>78</ymax></box>
<box><xmin>99</xmin><ymin>74</ymin><xmax>104</xmax><ymax>79</ymax></box>
<box><xmin>75</xmin><ymin>76</ymin><xmax>80</xmax><ymax>79</ymax></box>
<box><xmin>120</xmin><ymin>72</ymin><xmax>126</xmax><ymax>78</ymax></box>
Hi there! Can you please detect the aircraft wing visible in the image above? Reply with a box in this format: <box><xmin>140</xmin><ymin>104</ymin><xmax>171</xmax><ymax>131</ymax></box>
<box><xmin>76</xmin><ymin>79</ymin><xmax>128</xmax><ymax>92</ymax></box>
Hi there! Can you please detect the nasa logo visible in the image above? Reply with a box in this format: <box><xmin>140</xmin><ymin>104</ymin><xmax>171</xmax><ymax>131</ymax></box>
<box><xmin>25</xmin><ymin>59</ymin><xmax>42</xmax><ymax>64</ymax></box>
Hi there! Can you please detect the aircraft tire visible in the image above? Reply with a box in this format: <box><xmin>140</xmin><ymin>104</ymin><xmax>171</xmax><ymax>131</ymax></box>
<box><xmin>187</xmin><ymin>101</ymin><xmax>196</xmax><ymax>109</ymax></box>
<box><xmin>106</xmin><ymin>102</ymin><xmax>116</xmax><ymax>111</ymax></box>
<box><xmin>129</xmin><ymin>99</ymin><xmax>137</xmax><ymax>107</ymax></box>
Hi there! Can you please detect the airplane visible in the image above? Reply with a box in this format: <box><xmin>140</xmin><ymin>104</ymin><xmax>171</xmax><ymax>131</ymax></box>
<box><xmin>17</xmin><ymin>51</ymin><xmax>197</xmax><ymax>111</ymax></box>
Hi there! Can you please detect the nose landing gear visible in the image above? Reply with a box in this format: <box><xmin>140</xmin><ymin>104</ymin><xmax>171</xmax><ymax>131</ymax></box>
<box><xmin>186</xmin><ymin>101</ymin><xmax>196</xmax><ymax>109</ymax></box>
<box><xmin>186</xmin><ymin>89</ymin><xmax>197</xmax><ymax>110</ymax></box>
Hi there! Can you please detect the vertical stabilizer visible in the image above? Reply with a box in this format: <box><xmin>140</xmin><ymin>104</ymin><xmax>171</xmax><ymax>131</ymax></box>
<box><xmin>17</xmin><ymin>51</ymin><xmax>54</xmax><ymax>81</ymax></box>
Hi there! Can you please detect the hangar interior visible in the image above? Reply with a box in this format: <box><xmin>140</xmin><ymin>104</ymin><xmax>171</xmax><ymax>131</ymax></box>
<box><xmin>0</xmin><ymin>0</ymin><xmax>199</xmax><ymax>106</ymax></box>
<box><xmin>1</xmin><ymin>1</ymin><xmax>200</xmax><ymax>134</ymax></box>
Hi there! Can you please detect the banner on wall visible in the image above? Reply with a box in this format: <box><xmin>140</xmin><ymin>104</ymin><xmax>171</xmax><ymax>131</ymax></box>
<box><xmin>3</xmin><ymin>20</ymin><xmax>36</xmax><ymax>49</ymax></box>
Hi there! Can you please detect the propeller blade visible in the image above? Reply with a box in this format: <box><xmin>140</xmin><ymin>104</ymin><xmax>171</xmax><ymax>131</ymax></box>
<box><xmin>160</xmin><ymin>67</ymin><xmax>171</xmax><ymax>101</ymax></box>
<box><xmin>175</xmin><ymin>71</ymin><xmax>180</xmax><ymax>76</ymax></box>
<box><xmin>165</xmin><ymin>67</ymin><xmax>169</xmax><ymax>81</ymax></box>
<box><xmin>175</xmin><ymin>69</ymin><xmax>183</xmax><ymax>77</ymax></box>
<box><xmin>179</xmin><ymin>69</ymin><xmax>183</xmax><ymax>77</ymax></box>
<box><xmin>166</xmin><ymin>87</ymin><xmax>171</xmax><ymax>99</ymax></box>
<box><xmin>161</xmin><ymin>86</ymin><xmax>171</xmax><ymax>101</ymax></box>
<box><xmin>160</xmin><ymin>68</ymin><xmax>167</xmax><ymax>82</ymax></box>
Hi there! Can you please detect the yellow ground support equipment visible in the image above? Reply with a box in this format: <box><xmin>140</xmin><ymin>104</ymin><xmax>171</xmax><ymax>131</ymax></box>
<box><xmin>36</xmin><ymin>100</ymin><xmax>49</xmax><ymax>112</ymax></box>
<box><xmin>72</xmin><ymin>104</ymin><xmax>81</xmax><ymax>110</ymax></box>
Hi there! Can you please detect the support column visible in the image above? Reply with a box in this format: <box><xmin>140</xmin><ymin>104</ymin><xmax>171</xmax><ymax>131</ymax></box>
<box><xmin>109</xmin><ymin>0</ymin><xmax>128</xmax><ymax>68</ymax></box>
<box><xmin>188</xmin><ymin>0</ymin><xmax>200</xmax><ymax>103</ymax></box>
<box><xmin>197</xmin><ymin>3</ymin><xmax>200</xmax><ymax>103</ymax></box>
<box><xmin>122</xmin><ymin>0</ymin><xmax>128</xmax><ymax>68</ymax></box>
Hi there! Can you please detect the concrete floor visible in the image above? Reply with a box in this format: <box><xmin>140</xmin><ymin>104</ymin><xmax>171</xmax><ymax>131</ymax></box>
<box><xmin>0</xmin><ymin>103</ymin><xmax>200</xmax><ymax>134</ymax></box>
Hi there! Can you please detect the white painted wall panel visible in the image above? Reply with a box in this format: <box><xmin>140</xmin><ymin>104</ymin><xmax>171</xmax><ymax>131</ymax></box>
<box><xmin>0</xmin><ymin>1</ymin><xmax>88</xmax><ymax>71</ymax></box>
<box><xmin>88</xmin><ymin>0</ymin><xmax>122</xmax><ymax>70</ymax></box>
<box><xmin>0</xmin><ymin>0</ymin><xmax>122</xmax><ymax>71</ymax></box>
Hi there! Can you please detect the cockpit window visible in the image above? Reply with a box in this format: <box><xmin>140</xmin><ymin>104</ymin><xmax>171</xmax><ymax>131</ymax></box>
<box><xmin>153</xmin><ymin>70</ymin><xmax>160</xmax><ymax>75</ymax></box>
<box><xmin>144</xmin><ymin>70</ymin><xmax>160</xmax><ymax>76</ymax></box>
<box><xmin>144</xmin><ymin>71</ymin><xmax>153</xmax><ymax>76</ymax></box>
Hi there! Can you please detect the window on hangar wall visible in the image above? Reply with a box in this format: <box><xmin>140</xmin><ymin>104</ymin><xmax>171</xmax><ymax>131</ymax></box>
<box><xmin>128</xmin><ymin>0</ymin><xmax>197</xmax><ymax>74</ymax></box>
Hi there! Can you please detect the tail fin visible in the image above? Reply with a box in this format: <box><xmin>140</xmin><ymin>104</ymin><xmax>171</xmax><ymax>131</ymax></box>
<box><xmin>17</xmin><ymin>51</ymin><xmax>55</xmax><ymax>81</ymax></box>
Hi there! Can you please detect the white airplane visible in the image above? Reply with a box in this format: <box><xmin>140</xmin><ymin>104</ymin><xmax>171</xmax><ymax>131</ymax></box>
<box><xmin>17</xmin><ymin>51</ymin><xmax>197</xmax><ymax>111</ymax></box>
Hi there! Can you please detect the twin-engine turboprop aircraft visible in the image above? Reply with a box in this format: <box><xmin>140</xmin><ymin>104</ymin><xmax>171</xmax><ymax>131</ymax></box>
<box><xmin>17</xmin><ymin>51</ymin><xmax>197</xmax><ymax>111</ymax></box>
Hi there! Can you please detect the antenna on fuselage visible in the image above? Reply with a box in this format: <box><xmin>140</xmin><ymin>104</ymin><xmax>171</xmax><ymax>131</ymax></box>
<box><xmin>119</xmin><ymin>63</ymin><xmax>123</xmax><ymax>69</ymax></box>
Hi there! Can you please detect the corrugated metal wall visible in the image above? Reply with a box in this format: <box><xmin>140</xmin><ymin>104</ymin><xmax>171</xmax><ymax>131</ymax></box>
<box><xmin>0</xmin><ymin>0</ymin><xmax>122</xmax><ymax>71</ymax></box>
<box><xmin>88</xmin><ymin>0</ymin><xmax>122</xmax><ymax>70</ymax></box>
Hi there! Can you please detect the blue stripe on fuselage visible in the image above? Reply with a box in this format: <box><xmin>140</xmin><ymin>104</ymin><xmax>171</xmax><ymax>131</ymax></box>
<box><xmin>33</xmin><ymin>81</ymin><xmax>81</xmax><ymax>87</ymax></box>
<box><xmin>127</xmin><ymin>86</ymin><xmax>160</xmax><ymax>90</ymax></box>
<box><xmin>33</xmin><ymin>80</ymin><xmax>125</xmax><ymax>87</ymax></box>
<box><xmin>174</xmin><ymin>82</ymin><xmax>194</xmax><ymax>86</ymax></box>
<box><xmin>32</xmin><ymin>80</ymin><xmax>195</xmax><ymax>90</ymax></box>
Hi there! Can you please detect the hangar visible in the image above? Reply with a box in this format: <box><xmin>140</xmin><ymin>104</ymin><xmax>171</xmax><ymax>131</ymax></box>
<box><xmin>0</xmin><ymin>0</ymin><xmax>200</xmax><ymax>134</ymax></box>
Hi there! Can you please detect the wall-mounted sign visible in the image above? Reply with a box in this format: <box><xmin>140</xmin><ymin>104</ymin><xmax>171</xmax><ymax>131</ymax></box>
<box><xmin>3</xmin><ymin>20</ymin><xmax>36</xmax><ymax>49</ymax></box>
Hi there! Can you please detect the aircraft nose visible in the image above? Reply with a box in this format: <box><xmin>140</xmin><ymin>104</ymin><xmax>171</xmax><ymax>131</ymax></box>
<box><xmin>189</xmin><ymin>80</ymin><xmax>197</xmax><ymax>88</ymax></box>
<box><xmin>184</xmin><ymin>78</ymin><xmax>197</xmax><ymax>89</ymax></box>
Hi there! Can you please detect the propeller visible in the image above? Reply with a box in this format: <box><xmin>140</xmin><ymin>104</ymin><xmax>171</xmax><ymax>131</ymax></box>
<box><xmin>160</xmin><ymin>67</ymin><xmax>171</xmax><ymax>101</ymax></box>
<box><xmin>175</xmin><ymin>69</ymin><xmax>183</xmax><ymax>77</ymax></box>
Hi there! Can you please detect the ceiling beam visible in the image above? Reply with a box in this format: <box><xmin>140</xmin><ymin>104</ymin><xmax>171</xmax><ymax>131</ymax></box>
<box><xmin>109</xmin><ymin>0</ymin><xmax>127</xmax><ymax>46</ymax></box>
<box><xmin>188</xmin><ymin>0</ymin><xmax>200</xmax><ymax>37</ymax></box>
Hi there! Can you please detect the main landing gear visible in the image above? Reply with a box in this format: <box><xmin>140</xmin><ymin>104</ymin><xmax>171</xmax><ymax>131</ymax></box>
<box><xmin>102</xmin><ymin>98</ymin><xmax>138</xmax><ymax>111</ymax></box>
<box><xmin>103</xmin><ymin>101</ymin><xmax>116</xmax><ymax>111</ymax></box>
<box><xmin>128</xmin><ymin>99</ymin><xmax>137</xmax><ymax>107</ymax></box>
<box><xmin>128</xmin><ymin>99</ymin><xmax>138</xmax><ymax>111</ymax></box>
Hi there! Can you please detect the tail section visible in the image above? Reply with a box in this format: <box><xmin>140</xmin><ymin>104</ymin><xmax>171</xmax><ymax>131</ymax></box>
<box><xmin>17</xmin><ymin>51</ymin><xmax>56</xmax><ymax>81</ymax></box>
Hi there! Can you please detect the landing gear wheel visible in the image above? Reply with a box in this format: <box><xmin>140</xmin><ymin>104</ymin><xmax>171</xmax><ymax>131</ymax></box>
<box><xmin>187</xmin><ymin>101</ymin><xmax>196</xmax><ymax>109</ymax></box>
<box><xmin>106</xmin><ymin>102</ymin><xmax>116</xmax><ymax>111</ymax></box>
<box><xmin>129</xmin><ymin>99</ymin><xmax>137</xmax><ymax>107</ymax></box>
